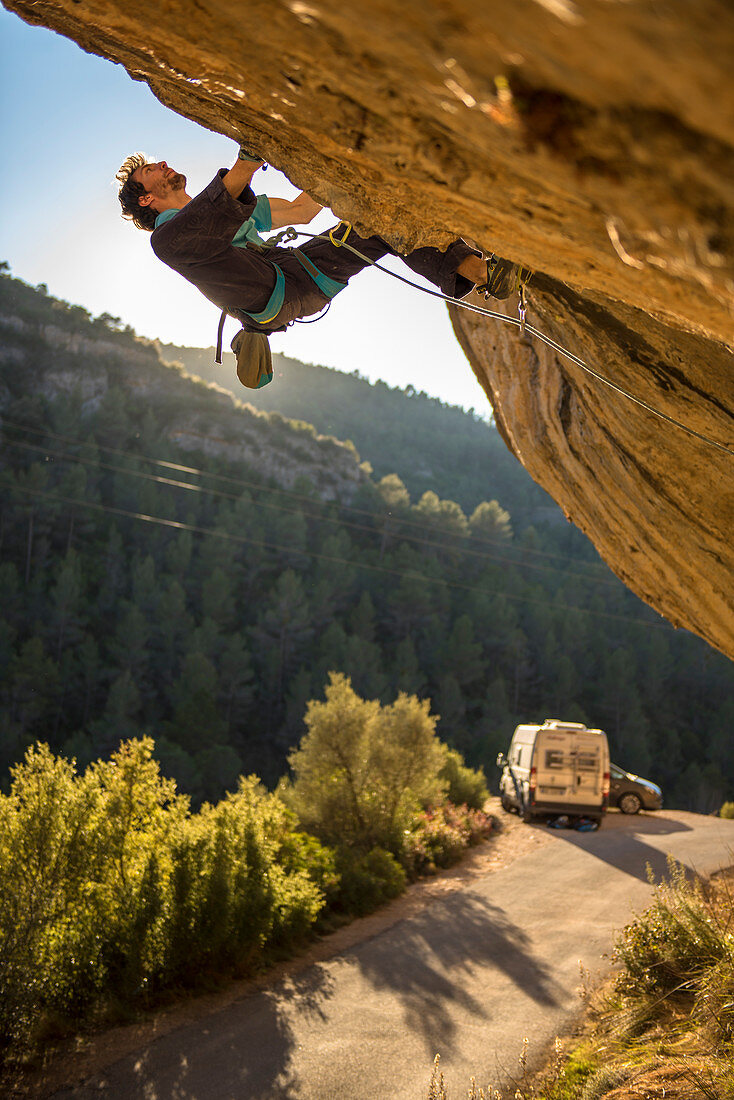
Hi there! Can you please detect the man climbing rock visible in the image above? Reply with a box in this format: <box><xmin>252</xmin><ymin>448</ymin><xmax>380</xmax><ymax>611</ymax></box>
<box><xmin>116</xmin><ymin>144</ymin><xmax>523</xmax><ymax>388</ymax></box>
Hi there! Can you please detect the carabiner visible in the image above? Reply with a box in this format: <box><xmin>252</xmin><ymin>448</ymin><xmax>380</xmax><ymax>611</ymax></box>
<box><xmin>329</xmin><ymin>222</ymin><xmax>352</xmax><ymax>247</ymax></box>
<box><xmin>518</xmin><ymin>283</ymin><xmax>527</xmax><ymax>336</ymax></box>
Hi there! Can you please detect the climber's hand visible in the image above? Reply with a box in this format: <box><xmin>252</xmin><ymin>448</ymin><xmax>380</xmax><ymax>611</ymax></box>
<box><xmin>238</xmin><ymin>142</ymin><xmax>265</xmax><ymax>165</ymax></box>
<box><xmin>223</xmin><ymin>151</ymin><xmax>264</xmax><ymax>198</ymax></box>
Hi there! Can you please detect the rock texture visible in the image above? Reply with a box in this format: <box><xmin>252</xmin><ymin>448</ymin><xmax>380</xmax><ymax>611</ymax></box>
<box><xmin>4</xmin><ymin>0</ymin><xmax>734</xmax><ymax>654</ymax></box>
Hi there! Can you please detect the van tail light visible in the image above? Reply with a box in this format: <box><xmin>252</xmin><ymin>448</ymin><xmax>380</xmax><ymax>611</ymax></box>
<box><xmin>529</xmin><ymin>766</ymin><xmax>537</xmax><ymax>800</ymax></box>
<box><xmin>602</xmin><ymin>770</ymin><xmax>610</xmax><ymax>805</ymax></box>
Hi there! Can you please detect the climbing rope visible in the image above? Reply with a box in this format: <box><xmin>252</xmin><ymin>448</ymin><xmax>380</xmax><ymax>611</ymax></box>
<box><xmin>266</xmin><ymin>225</ymin><xmax>734</xmax><ymax>459</ymax></box>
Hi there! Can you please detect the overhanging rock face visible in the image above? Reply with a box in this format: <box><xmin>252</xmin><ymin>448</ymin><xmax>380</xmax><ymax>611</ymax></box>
<box><xmin>5</xmin><ymin>0</ymin><xmax>733</xmax><ymax>655</ymax></box>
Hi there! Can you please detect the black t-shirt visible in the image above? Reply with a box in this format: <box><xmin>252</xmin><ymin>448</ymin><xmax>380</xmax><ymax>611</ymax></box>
<box><xmin>150</xmin><ymin>170</ymin><xmax>316</xmax><ymax>318</ymax></box>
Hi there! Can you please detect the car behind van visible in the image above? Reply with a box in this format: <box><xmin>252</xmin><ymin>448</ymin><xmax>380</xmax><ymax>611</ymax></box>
<box><xmin>610</xmin><ymin>763</ymin><xmax>663</xmax><ymax>814</ymax></box>
<box><xmin>497</xmin><ymin>718</ymin><xmax>610</xmax><ymax>825</ymax></box>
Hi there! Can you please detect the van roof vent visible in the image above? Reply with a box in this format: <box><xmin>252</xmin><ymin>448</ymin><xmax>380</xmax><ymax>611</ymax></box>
<box><xmin>543</xmin><ymin>718</ymin><xmax>588</xmax><ymax>730</ymax></box>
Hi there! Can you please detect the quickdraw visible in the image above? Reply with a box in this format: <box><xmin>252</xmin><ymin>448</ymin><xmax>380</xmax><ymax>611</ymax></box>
<box><xmin>518</xmin><ymin>280</ymin><xmax>528</xmax><ymax>337</ymax></box>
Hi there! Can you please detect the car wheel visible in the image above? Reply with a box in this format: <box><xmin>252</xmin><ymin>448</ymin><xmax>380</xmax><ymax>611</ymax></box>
<box><xmin>501</xmin><ymin>794</ymin><xmax>514</xmax><ymax>813</ymax></box>
<box><xmin>619</xmin><ymin>792</ymin><xmax>642</xmax><ymax>815</ymax></box>
<box><xmin>522</xmin><ymin>805</ymin><xmax>534</xmax><ymax>824</ymax></box>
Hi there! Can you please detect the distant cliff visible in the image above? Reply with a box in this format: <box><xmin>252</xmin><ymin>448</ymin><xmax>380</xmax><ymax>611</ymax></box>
<box><xmin>3</xmin><ymin>0</ymin><xmax>733</xmax><ymax>654</ymax></box>
<box><xmin>0</xmin><ymin>278</ymin><xmax>369</xmax><ymax>503</ymax></box>
<box><xmin>156</xmin><ymin>341</ymin><xmax>560</xmax><ymax>525</ymax></box>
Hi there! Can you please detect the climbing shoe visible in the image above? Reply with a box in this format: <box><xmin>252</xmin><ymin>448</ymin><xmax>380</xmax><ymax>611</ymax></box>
<box><xmin>477</xmin><ymin>254</ymin><xmax>532</xmax><ymax>301</ymax></box>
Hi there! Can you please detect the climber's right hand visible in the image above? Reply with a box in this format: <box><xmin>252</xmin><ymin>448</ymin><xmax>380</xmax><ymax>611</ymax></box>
<box><xmin>238</xmin><ymin>143</ymin><xmax>265</xmax><ymax>164</ymax></box>
<box><xmin>224</xmin><ymin>150</ymin><xmax>264</xmax><ymax>198</ymax></box>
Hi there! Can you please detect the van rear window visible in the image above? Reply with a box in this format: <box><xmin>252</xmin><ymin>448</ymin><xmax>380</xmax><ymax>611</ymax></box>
<box><xmin>545</xmin><ymin>750</ymin><xmax>565</xmax><ymax>768</ymax></box>
<box><xmin>577</xmin><ymin>752</ymin><xmax>599</xmax><ymax>770</ymax></box>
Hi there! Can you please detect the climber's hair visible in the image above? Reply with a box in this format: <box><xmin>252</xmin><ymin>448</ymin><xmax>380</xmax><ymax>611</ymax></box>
<box><xmin>116</xmin><ymin>153</ymin><xmax>157</xmax><ymax>232</ymax></box>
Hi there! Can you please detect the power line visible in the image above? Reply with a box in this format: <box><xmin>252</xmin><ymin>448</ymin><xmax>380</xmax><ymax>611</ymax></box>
<box><xmin>2</xmin><ymin>433</ymin><xmax>624</xmax><ymax>589</ymax></box>
<box><xmin>2</xmin><ymin>476</ymin><xmax>672</xmax><ymax>632</ymax></box>
<box><xmin>0</xmin><ymin>415</ymin><xmax>616</xmax><ymax>578</ymax></box>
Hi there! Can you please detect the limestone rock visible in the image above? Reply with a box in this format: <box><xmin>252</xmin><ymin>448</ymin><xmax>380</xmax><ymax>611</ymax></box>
<box><xmin>5</xmin><ymin>0</ymin><xmax>733</xmax><ymax>654</ymax></box>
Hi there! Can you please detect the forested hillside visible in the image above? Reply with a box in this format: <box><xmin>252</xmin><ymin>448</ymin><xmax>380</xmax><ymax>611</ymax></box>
<box><xmin>2</xmin><ymin>270</ymin><xmax>733</xmax><ymax>811</ymax></box>
<box><xmin>157</xmin><ymin>342</ymin><xmax>558</xmax><ymax>525</ymax></box>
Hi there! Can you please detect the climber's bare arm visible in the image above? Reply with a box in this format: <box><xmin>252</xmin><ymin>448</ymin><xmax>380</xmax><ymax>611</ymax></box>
<box><xmin>269</xmin><ymin>192</ymin><xmax>324</xmax><ymax>230</ymax></box>
<box><xmin>222</xmin><ymin>155</ymin><xmax>265</xmax><ymax>198</ymax></box>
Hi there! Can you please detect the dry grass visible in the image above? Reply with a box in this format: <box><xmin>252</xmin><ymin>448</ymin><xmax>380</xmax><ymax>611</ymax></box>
<box><xmin>530</xmin><ymin>864</ymin><xmax>734</xmax><ymax>1100</ymax></box>
<box><xmin>427</xmin><ymin>865</ymin><xmax>734</xmax><ymax>1100</ymax></box>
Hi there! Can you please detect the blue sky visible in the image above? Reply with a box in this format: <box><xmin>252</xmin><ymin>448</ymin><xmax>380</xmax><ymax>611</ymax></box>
<box><xmin>0</xmin><ymin>9</ymin><xmax>491</xmax><ymax>414</ymax></box>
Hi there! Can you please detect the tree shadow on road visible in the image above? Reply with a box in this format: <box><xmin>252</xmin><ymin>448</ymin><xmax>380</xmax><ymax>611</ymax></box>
<box><xmin>346</xmin><ymin>891</ymin><xmax>562</xmax><ymax>1058</ymax></box>
<box><xmin>52</xmin><ymin>966</ymin><xmax>336</xmax><ymax>1100</ymax></box>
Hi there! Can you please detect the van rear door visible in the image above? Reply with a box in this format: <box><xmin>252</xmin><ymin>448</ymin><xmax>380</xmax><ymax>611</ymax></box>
<box><xmin>534</xmin><ymin>730</ymin><xmax>605</xmax><ymax>810</ymax></box>
<box><xmin>534</xmin><ymin>730</ymin><xmax>575</xmax><ymax>802</ymax></box>
<box><xmin>568</xmin><ymin>733</ymin><xmax>605</xmax><ymax>808</ymax></box>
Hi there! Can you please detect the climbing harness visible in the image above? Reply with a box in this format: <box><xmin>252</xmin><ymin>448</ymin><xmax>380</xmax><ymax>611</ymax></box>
<box><xmin>242</xmin><ymin>263</ymin><xmax>286</xmax><ymax>326</ymax></box>
<box><xmin>214</xmin><ymin>227</ymin><xmax>348</xmax><ymax>381</ymax></box>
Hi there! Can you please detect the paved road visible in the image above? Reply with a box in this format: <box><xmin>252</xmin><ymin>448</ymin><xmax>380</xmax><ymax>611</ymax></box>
<box><xmin>54</xmin><ymin>810</ymin><xmax>734</xmax><ymax>1100</ymax></box>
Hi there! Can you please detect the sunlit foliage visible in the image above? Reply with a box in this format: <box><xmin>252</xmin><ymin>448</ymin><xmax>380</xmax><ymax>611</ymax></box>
<box><xmin>0</xmin><ymin>739</ymin><xmax>328</xmax><ymax>1052</ymax></box>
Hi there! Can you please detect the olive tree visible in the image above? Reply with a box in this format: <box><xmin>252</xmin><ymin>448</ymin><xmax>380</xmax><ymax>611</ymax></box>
<box><xmin>284</xmin><ymin>672</ymin><xmax>446</xmax><ymax>851</ymax></box>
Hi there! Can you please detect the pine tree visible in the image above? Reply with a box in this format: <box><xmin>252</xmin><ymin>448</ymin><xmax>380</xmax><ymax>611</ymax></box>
<box><xmin>49</xmin><ymin>550</ymin><xmax>85</xmax><ymax>663</ymax></box>
<box><xmin>89</xmin><ymin>670</ymin><xmax>142</xmax><ymax>755</ymax></box>
<box><xmin>166</xmin><ymin>652</ymin><xmax>227</xmax><ymax>754</ymax></box>
<box><xmin>469</xmin><ymin>500</ymin><xmax>512</xmax><ymax>542</ymax></box>
<box><xmin>2</xmin><ymin>638</ymin><xmax>60</xmax><ymax>769</ymax></box>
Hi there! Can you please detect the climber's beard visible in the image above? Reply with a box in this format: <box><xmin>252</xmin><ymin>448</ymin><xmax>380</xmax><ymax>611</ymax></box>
<box><xmin>165</xmin><ymin>169</ymin><xmax>186</xmax><ymax>192</ymax></box>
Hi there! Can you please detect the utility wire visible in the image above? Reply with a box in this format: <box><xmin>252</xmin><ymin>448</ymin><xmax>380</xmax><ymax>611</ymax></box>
<box><xmin>2</xmin><ymin>434</ymin><xmax>623</xmax><ymax>589</ymax></box>
<box><xmin>0</xmin><ymin>416</ymin><xmax>613</xmax><ymax>577</ymax></box>
<box><xmin>2</xmin><ymin>476</ymin><xmax>672</xmax><ymax>632</ymax></box>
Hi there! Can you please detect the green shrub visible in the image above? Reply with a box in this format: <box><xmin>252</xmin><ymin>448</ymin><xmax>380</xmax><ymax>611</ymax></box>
<box><xmin>0</xmin><ymin>739</ymin><xmax>189</xmax><ymax>1046</ymax></box>
<box><xmin>694</xmin><ymin>952</ymin><xmax>734</xmax><ymax>1047</ymax></box>
<box><xmin>719</xmin><ymin>801</ymin><xmax>734</xmax><ymax>819</ymax></box>
<box><xmin>613</xmin><ymin>861</ymin><xmax>732</xmax><ymax>1001</ymax></box>
<box><xmin>438</xmin><ymin>748</ymin><xmax>488</xmax><ymax>810</ymax></box>
<box><xmin>284</xmin><ymin>673</ymin><xmax>446</xmax><ymax>852</ymax></box>
<box><xmin>334</xmin><ymin>847</ymin><xmax>406</xmax><ymax>916</ymax></box>
<box><xmin>556</xmin><ymin>866</ymin><xmax>734</xmax><ymax>1098</ymax></box>
<box><xmin>276</xmin><ymin>826</ymin><xmax>341</xmax><ymax>908</ymax></box>
<box><xmin>403</xmin><ymin>803</ymin><xmax>493</xmax><ymax>876</ymax></box>
<box><xmin>0</xmin><ymin>741</ymin><xmax>329</xmax><ymax>1053</ymax></box>
<box><xmin>419</xmin><ymin>809</ymin><xmax>466</xmax><ymax>869</ymax></box>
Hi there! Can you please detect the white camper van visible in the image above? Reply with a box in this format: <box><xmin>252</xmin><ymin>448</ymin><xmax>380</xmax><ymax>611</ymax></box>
<box><xmin>497</xmin><ymin>718</ymin><xmax>610</xmax><ymax>824</ymax></box>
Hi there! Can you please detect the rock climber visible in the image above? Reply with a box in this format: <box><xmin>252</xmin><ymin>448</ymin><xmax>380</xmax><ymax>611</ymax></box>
<box><xmin>116</xmin><ymin>144</ymin><xmax>523</xmax><ymax>388</ymax></box>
